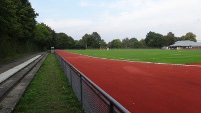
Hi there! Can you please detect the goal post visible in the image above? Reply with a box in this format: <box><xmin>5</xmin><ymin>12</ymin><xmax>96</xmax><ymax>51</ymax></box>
<box><xmin>100</xmin><ymin>46</ymin><xmax>109</xmax><ymax>50</ymax></box>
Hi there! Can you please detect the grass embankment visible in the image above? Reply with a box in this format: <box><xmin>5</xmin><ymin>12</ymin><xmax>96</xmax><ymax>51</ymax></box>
<box><xmin>67</xmin><ymin>49</ymin><xmax>201</xmax><ymax>64</ymax></box>
<box><xmin>14</xmin><ymin>54</ymin><xmax>83</xmax><ymax>113</ymax></box>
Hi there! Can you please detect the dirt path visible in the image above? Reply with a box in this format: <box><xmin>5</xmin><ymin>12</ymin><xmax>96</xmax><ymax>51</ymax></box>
<box><xmin>56</xmin><ymin>50</ymin><xmax>201</xmax><ymax>113</ymax></box>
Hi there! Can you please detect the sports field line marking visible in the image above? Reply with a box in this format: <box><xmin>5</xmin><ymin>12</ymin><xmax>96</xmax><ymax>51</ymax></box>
<box><xmin>114</xmin><ymin>58</ymin><xmax>201</xmax><ymax>68</ymax></box>
<box><xmin>71</xmin><ymin>53</ymin><xmax>201</xmax><ymax>68</ymax></box>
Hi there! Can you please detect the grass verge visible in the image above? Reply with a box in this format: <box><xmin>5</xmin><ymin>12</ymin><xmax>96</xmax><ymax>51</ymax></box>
<box><xmin>67</xmin><ymin>49</ymin><xmax>201</xmax><ymax>64</ymax></box>
<box><xmin>14</xmin><ymin>53</ymin><xmax>83</xmax><ymax>113</ymax></box>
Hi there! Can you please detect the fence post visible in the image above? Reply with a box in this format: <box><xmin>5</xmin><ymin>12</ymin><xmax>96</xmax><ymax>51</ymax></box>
<box><xmin>109</xmin><ymin>102</ymin><xmax>114</xmax><ymax>113</ymax></box>
<box><xmin>70</xmin><ymin>67</ymin><xmax>72</xmax><ymax>86</ymax></box>
<box><xmin>80</xmin><ymin>75</ymin><xmax>83</xmax><ymax>107</ymax></box>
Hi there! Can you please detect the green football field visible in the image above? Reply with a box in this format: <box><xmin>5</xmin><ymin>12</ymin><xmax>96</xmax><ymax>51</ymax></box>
<box><xmin>66</xmin><ymin>49</ymin><xmax>201</xmax><ymax>64</ymax></box>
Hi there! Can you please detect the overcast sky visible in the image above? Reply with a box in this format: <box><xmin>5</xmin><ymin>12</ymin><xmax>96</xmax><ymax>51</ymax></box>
<box><xmin>29</xmin><ymin>0</ymin><xmax>201</xmax><ymax>42</ymax></box>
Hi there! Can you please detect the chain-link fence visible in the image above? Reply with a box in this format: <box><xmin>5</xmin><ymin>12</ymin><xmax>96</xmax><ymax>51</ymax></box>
<box><xmin>55</xmin><ymin>52</ymin><xmax>130</xmax><ymax>113</ymax></box>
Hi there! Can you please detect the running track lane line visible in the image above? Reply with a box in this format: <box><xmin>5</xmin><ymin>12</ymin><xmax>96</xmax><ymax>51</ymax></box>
<box><xmin>76</xmin><ymin>53</ymin><xmax>201</xmax><ymax>68</ymax></box>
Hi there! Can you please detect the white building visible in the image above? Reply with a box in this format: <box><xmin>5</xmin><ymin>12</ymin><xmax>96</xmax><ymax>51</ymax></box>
<box><xmin>169</xmin><ymin>40</ymin><xmax>201</xmax><ymax>50</ymax></box>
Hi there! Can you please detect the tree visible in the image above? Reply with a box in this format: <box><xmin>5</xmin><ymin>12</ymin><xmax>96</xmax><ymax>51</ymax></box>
<box><xmin>0</xmin><ymin>0</ymin><xmax>16</xmax><ymax>57</ymax></box>
<box><xmin>55</xmin><ymin>33</ymin><xmax>75</xmax><ymax>49</ymax></box>
<box><xmin>109</xmin><ymin>39</ymin><xmax>122</xmax><ymax>48</ymax></box>
<box><xmin>0</xmin><ymin>0</ymin><xmax>37</xmax><ymax>38</ymax></box>
<box><xmin>80</xmin><ymin>32</ymin><xmax>102</xmax><ymax>49</ymax></box>
<box><xmin>145</xmin><ymin>31</ymin><xmax>164</xmax><ymax>48</ymax></box>
<box><xmin>74</xmin><ymin>40</ymin><xmax>85</xmax><ymax>49</ymax></box>
<box><xmin>182</xmin><ymin>32</ymin><xmax>197</xmax><ymax>42</ymax></box>
<box><xmin>0</xmin><ymin>0</ymin><xmax>16</xmax><ymax>35</ymax></box>
<box><xmin>81</xmin><ymin>34</ymin><xmax>90</xmax><ymax>49</ymax></box>
<box><xmin>67</xmin><ymin>36</ymin><xmax>75</xmax><ymax>49</ymax></box>
<box><xmin>100</xmin><ymin>39</ymin><xmax>107</xmax><ymax>47</ymax></box>
<box><xmin>14</xmin><ymin>0</ymin><xmax>38</xmax><ymax>40</ymax></box>
<box><xmin>35</xmin><ymin>23</ymin><xmax>53</xmax><ymax>49</ymax></box>
<box><xmin>91</xmin><ymin>32</ymin><xmax>101</xmax><ymax>48</ymax></box>
<box><xmin>139</xmin><ymin>39</ymin><xmax>147</xmax><ymax>48</ymax></box>
<box><xmin>0</xmin><ymin>0</ymin><xmax>38</xmax><ymax>58</ymax></box>
<box><xmin>129</xmin><ymin>38</ymin><xmax>139</xmax><ymax>48</ymax></box>
<box><xmin>163</xmin><ymin>32</ymin><xmax>176</xmax><ymax>46</ymax></box>
<box><xmin>122</xmin><ymin>38</ymin><xmax>130</xmax><ymax>48</ymax></box>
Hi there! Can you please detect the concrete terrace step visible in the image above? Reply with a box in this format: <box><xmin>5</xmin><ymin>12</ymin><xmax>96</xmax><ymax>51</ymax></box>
<box><xmin>0</xmin><ymin>55</ymin><xmax>41</xmax><ymax>84</ymax></box>
<box><xmin>0</xmin><ymin>52</ymin><xmax>48</xmax><ymax>113</ymax></box>
<box><xmin>0</xmin><ymin>53</ymin><xmax>48</xmax><ymax>113</ymax></box>
<box><xmin>0</xmin><ymin>53</ymin><xmax>44</xmax><ymax>101</ymax></box>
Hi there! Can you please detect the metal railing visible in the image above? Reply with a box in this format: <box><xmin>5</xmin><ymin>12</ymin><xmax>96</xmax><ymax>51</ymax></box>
<box><xmin>55</xmin><ymin>52</ymin><xmax>130</xmax><ymax>113</ymax></box>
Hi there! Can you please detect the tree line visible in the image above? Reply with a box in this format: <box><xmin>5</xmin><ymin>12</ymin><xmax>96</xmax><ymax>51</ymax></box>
<box><xmin>38</xmin><ymin>28</ymin><xmax>197</xmax><ymax>50</ymax></box>
<box><xmin>107</xmin><ymin>32</ymin><xmax>197</xmax><ymax>49</ymax></box>
<box><xmin>0</xmin><ymin>0</ymin><xmax>198</xmax><ymax>59</ymax></box>
<box><xmin>33</xmin><ymin>23</ymin><xmax>198</xmax><ymax>50</ymax></box>
<box><xmin>0</xmin><ymin>0</ymin><xmax>38</xmax><ymax>59</ymax></box>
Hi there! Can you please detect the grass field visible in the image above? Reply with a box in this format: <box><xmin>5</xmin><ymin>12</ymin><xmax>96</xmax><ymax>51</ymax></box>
<box><xmin>67</xmin><ymin>49</ymin><xmax>201</xmax><ymax>64</ymax></box>
<box><xmin>14</xmin><ymin>54</ymin><xmax>83</xmax><ymax>113</ymax></box>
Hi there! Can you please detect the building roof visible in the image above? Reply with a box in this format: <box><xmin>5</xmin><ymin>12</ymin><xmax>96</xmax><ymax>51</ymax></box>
<box><xmin>170</xmin><ymin>40</ymin><xmax>201</xmax><ymax>47</ymax></box>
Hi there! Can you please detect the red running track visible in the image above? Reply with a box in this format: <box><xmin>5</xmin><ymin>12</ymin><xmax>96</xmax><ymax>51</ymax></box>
<box><xmin>56</xmin><ymin>50</ymin><xmax>201</xmax><ymax>113</ymax></box>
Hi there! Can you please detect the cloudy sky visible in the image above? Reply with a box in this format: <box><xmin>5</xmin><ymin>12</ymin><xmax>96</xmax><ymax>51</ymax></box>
<box><xmin>29</xmin><ymin>0</ymin><xmax>201</xmax><ymax>42</ymax></box>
